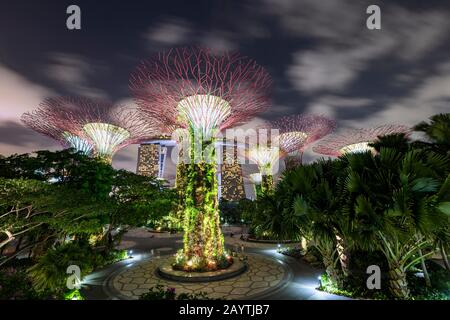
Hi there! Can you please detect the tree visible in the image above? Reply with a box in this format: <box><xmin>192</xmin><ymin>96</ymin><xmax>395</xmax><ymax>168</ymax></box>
<box><xmin>111</xmin><ymin>170</ymin><xmax>178</xmax><ymax>231</ymax></box>
<box><xmin>284</xmin><ymin>160</ymin><xmax>350</xmax><ymax>286</ymax></box>
<box><xmin>414</xmin><ymin>113</ymin><xmax>450</xmax><ymax>157</ymax></box>
<box><xmin>341</xmin><ymin>148</ymin><xmax>449</xmax><ymax>299</ymax></box>
<box><xmin>132</xmin><ymin>47</ymin><xmax>271</xmax><ymax>270</ymax></box>
<box><xmin>0</xmin><ymin>150</ymin><xmax>176</xmax><ymax>261</ymax></box>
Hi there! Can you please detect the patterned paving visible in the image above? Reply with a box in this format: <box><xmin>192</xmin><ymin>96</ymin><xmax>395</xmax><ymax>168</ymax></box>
<box><xmin>107</xmin><ymin>253</ymin><xmax>288</xmax><ymax>300</ymax></box>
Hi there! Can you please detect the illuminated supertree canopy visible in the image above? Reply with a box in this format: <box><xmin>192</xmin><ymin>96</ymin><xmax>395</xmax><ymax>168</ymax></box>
<box><xmin>131</xmin><ymin>47</ymin><xmax>272</xmax><ymax>138</ymax></box>
<box><xmin>23</xmin><ymin>97</ymin><xmax>156</xmax><ymax>162</ymax></box>
<box><xmin>246</xmin><ymin>133</ymin><xmax>281</xmax><ymax>195</ymax></box>
<box><xmin>130</xmin><ymin>47</ymin><xmax>272</xmax><ymax>271</ymax></box>
<box><xmin>248</xmin><ymin>145</ymin><xmax>281</xmax><ymax>176</ymax></box>
<box><xmin>249</xmin><ymin>172</ymin><xmax>262</xmax><ymax>185</ymax></box>
<box><xmin>272</xmin><ymin>114</ymin><xmax>336</xmax><ymax>155</ymax></box>
<box><xmin>21</xmin><ymin>99</ymin><xmax>94</xmax><ymax>155</ymax></box>
<box><xmin>62</xmin><ymin>132</ymin><xmax>94</xmax><ymax>155</ymax></box>
<box><xmin>313</xmin><ymin>124</ymin><xmax>411</xmax><ymax>157</ymax></box>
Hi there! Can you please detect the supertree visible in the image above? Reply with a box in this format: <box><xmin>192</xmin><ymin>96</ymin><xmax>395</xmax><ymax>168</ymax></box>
<box><xmin>248</xmin><ymin>172</ymin><xmax>262</xmax><ymax>199</ymax></box>
<box><xmin>313</xmin><ymin>124</ymin><xmax>411</xmax><ymax>157</ymax></box>
<box><xmin>272</xmin><ymin>114</ymin><xmax>336</xmax><ymax>168</ymax></box>
<box><xmin>131</xmin><ymin>47</ymin><xmax>271</xmax><ymax>271</ymax></box>
<box><xmin>23</xmin><ymin>97</ymin><xmax>156</xmax><ymax>163</ymax></box>
<box><xmin>21</xmin><ymin>100</ymin><xmax>94</xmax><ymax>155</ymax></box>
<box><xmin>245</xmin><ymin>114</ymin><xmax>335</xmax><ymax>192</ymax></box>
<box><xmin>247</xmin><ymin>143</ymin><xmax>281</xmax><ymax>194</ymax></box>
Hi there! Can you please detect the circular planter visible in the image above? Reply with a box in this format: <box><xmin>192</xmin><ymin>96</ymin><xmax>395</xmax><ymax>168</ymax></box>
<box><xmin>157</xmin><ymin>259</ymin><xmax>247</xmax><ymax>283</ymax></box>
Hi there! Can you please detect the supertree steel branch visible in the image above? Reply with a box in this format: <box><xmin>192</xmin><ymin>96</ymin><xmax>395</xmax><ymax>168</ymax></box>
<box><xmin>272</xmin><ymin>114</ymin><xmax>336</xmax><ymax>165</ymax></box>
<box><xmin>313</xmin><ymin>124</ymin><xmax>411</xmax><ymax>157</ymax></box>
<box><xmin>21</xmin><ymin>99</ymin><xmax>94</xmax><ymax>155</ymax></box>
<box><xmin>24</xmin><ymin>97</ymin><xmax>157</xmax><ymax>162</ymax></box>
<box><xmin>130</xmin><ymin>47</ymin><xmax>272</xmax><ymax>137</ymax></box>
<box><xmin>130</xmin><ymin>47</ymin><xmax>272</xmax><ymax>271</ymax></box>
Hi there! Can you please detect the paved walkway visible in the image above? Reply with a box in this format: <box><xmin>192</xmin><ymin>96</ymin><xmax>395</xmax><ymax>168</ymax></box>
<box><xmin>81</xmin><ymin>228</ymin><xmax>350</xmax><ymax>300</ymax></box>
<box><xmin>108</xmin><ymin>253</ymin><xmax>287</xmax><ymax>299</ymax></box>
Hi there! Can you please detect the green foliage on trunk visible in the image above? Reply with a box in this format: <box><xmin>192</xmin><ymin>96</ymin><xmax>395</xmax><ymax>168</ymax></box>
<box><xmin>177</xmin><ymin>132</ymin><xmax>227</xmax><ymax>271</ymax></box>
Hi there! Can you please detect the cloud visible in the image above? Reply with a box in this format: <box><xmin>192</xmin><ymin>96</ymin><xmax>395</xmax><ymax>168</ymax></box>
<box><xmin>262</xmin><ymin>0</ymin><xmax>363</xmax><ymax>40</ymax></box>
<box><xmin>364</xmin><ymin>61</ymin><xmax>450</xmax><ymax>127</ymax></box>
<box><xmin>388</xmin><ymin>7</ymin><xmax>450</xmax><ymax>61</ymax></box>
<box><xmin>200</xmin><ymin>31</ymin><xmax>237</xmax><ymax>52</ymax></box>
<box><xmin>305</xmin><ymin>95</ymin><xmax>373</xmax><ymax>119</ymax></box>
<box><xmin>0</xmin><ymin>65</ymin><xmax>52</xmax><ymax>121</ymax></box>
<box><xmin>112</xmin><ymin>144</ymin><xmax>138</xmax><ymax>172</ymax></box>
<box><xmin>0</xmin><ymin>65</ymin><xmax>58</xmax><ymax>156</ymax></box>
<box><xmin>0</xmin><ymin>121</ymin><xmax>59</xmax><ymax>156</ymax></box>
<box><xmin>144</xmin><ymin>17</ymin><xmax>237</xmax><ymax>53</ymax></box>
<box><xmin>145</xmin><ymin>18</ymin><xmax>193</xmax><ymax>47</ymax></box>
<box><xmin>276</xmin><ymin>0</ymin><xmax>450</xmax><ymax>93</ymax></box>
<box><xmin>46</xmin><ymin>53</ymin><xmax>107</xmax><ymax>99</ymax></box>
<box><xmin>287</xmin><ymin>45</ymin><xmax>388</xmax><ymax>93</ymax></box>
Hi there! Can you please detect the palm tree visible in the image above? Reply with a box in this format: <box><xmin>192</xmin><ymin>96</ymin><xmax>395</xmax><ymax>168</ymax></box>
<box><xmin>291</xmin><ymin>195</ymin><xmax>345</xmax><ymax>286</ymax></box>
<box><xmin>252</xmin><ymin>194</ymin><xmax>286</xmax><ymax>240</ymax></box>
<box><xmin>369</xmin><ymin>133</ymin><xmax>410</xmax><ymax>154</ymax></box>
<box><xmin>279</xmin><ymin>160</ymin><xmax>351</xmax><ymax>286</ymax></box>
<box><xmin>434</xmin><ymin>174</ymin><xmax>450</xmax><ymax>271</ymax></box>
<box><xmin>341</xmin><ymin>148</ymin><xmax>449</xmax><ymax>299</ymax></box>
<box><xmin>414</xmin><ymin>113</ymin><xmax>450</xmax><ymax>157</ymax></box>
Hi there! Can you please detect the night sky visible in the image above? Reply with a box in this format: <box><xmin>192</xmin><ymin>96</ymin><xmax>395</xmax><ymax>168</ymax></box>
<box><xmin>1</xmin><ymin>0</ymin><xmax>449</xmax><ymax>172</ymax></box>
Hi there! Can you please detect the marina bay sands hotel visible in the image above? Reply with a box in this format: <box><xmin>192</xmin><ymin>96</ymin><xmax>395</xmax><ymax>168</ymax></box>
<box><xmin>135</xmin><ymin>139</ymin><xmax>259</xmax><ymax>201</ymax></box>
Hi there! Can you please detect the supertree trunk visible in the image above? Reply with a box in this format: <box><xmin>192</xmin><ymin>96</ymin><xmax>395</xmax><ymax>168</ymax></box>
<box><xmin>261</xmin><ymin>174</ymin><xmax>274</xmax><ymax>195</ymax></box>
<box><xmin>254</xmin><ymin>184</ymin><xmax>262</xmax><ymax>199</ymax></box>
<box><xmin>182</xmin><ymin>138</ymin><xmax>225</xmax><ymax>269</ymax></box>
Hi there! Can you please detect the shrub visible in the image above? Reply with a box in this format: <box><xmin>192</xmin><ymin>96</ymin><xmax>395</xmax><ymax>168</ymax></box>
<box><xmin>219</xmin><ymin>200</ymin><xmax>242</xmax><ymax>224</ymax></box>
<box><xmin>27</xmin><ymin>242</ymin><xmax>128</xmax><ymax>293</ymax></box>
<box><xmin>407</xmin><ymin>261</ymin><xmax>449</xmax><ymax>300</ymax></box>
<box><xmin>64</xmin><ymin>289</ymin><xmax>85</xmax><ymax>300</ymax></box>
<box><xmin>139</xmin><ymin>284</ymin><xmax>212</xmax><ymax>300</ymax></box>
<box><xmin>0</xmin><ymin>261</ymin><xmax>57</xmax><ymax>300</ymax></box>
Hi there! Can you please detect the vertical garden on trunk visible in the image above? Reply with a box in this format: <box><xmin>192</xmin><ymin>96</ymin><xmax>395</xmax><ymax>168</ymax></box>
<box><xmin>131</xmin><ymin>47</ymin><xmax>272</xmax><ymax>270</ymax></box>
